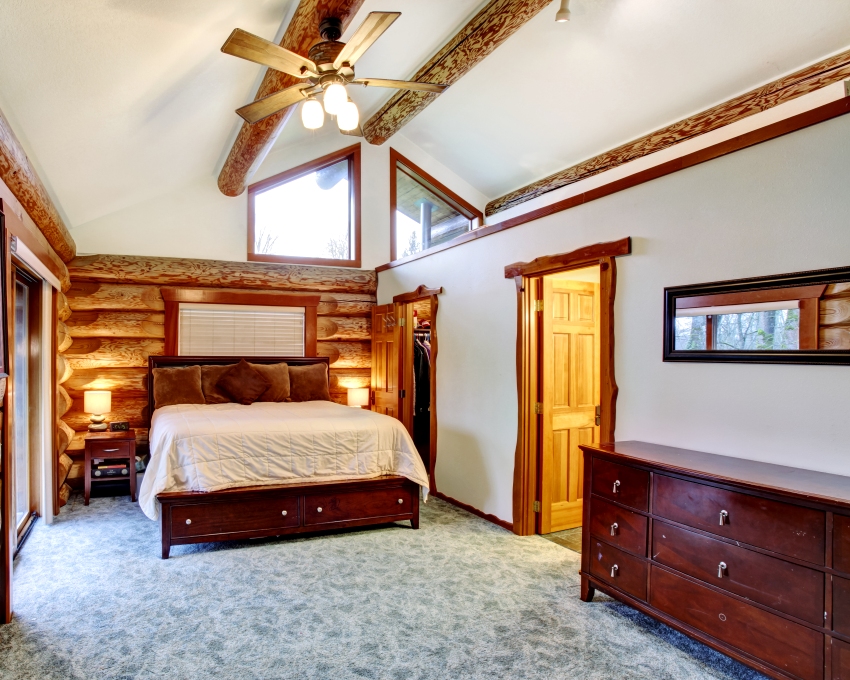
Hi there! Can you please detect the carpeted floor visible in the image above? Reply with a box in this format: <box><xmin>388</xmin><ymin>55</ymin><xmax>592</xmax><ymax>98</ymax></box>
<box><xmin>0</xmin><ymin>494</ymin><xmax>767</xmax><ymax>680</ymax></box>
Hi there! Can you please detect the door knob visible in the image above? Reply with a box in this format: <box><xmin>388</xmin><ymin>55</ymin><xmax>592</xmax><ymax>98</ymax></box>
<box><xmin>610</xmin><ymin>522</ymin><xmax>619</xmax><ymax>536</ymax></box>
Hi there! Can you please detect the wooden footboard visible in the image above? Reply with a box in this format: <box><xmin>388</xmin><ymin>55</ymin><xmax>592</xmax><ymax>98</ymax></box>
<box><xmin>157</xmin><ymin>476</ymin><xmax>420</xmax><ymax>559</ymax></box>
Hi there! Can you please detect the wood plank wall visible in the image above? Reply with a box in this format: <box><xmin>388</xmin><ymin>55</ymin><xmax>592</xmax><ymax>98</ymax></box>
<box><xmin>55</xmin><ymin>255</ymin><xmax>376</xmax><ymax>499</ymax></box>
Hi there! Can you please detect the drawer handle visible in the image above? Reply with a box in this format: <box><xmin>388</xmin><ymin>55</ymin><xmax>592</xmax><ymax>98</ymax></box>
<box><xmin>102</xmin><ymin>448</ymin><xmax>120</xmax><ymax>452</ymax></box>
<box><xmin>610</xmin><ymin>564</ymin><xmax>618</xmax><ymax>578</ymax></box>
<box><xmin>185</xmin><ymin>519</ymin><xmax>192</xmax><ymax>525</ymax></box>
<box><xmin>612</xmin><ymin>480</ymin><xmax>620</xmax><ymax>494</ymax></box>
<box><xmin>717</xmin><ymin>561</ymin><xmax>727</xmax><ymax>578</ymax></box>
<box><xmin>281</xmin><ymin>510</ymin><xmax>287</xmax><ymax>517</ymax></box>
<box><xmin>610</xmin><ymin>522</ymin><xmax>618</xmax><ymax>536</ymax></box>
<box><xmin>719</xmin><ymin>510</ymin><xmax>728</xmax><ymax>526</ymax></box>
<box><xmin>398</xmin><ymin>498</ymin><xmax>403</xmax><ymax>504</ymax></box>
<box><xmin>317</xmin><ymin>507</ymin><xmax>322</xmax><ymax>513</ymax></box>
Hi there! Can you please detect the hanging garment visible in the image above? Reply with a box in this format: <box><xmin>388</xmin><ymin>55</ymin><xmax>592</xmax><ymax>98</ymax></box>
<box><xmin>412</xmin><ymin>338</ymin><xmax>431</xmax><ymax>461</ymax></box>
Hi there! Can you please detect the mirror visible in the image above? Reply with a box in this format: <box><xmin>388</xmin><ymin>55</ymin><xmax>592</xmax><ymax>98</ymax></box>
<box><xmin>663</xmin><ymin>266</ymin><xmax>850</xmax><ymax>364</ymax></box>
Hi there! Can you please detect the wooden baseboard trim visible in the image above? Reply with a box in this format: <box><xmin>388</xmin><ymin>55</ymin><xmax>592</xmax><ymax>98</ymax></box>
<box><xmin>432</xmin><ymin>491</ymin><xmax>513</xmax><ymax>532</ymax></box>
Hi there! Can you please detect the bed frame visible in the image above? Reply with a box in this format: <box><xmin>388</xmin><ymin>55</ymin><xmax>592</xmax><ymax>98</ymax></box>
<box><xmin>148</xmin><ymin>356</ymin><xmax>420</xmax><ymax>559</ymax></box>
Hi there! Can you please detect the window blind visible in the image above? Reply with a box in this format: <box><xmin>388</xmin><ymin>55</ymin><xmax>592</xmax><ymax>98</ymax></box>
<box><xmin>178</xmin><ymin>303</ymin><xmax>305</xmax><ymax>356</ymax></box>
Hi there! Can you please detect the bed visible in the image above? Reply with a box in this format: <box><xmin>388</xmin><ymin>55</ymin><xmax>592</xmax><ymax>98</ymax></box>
<box><xmin>141</xmin><ymin>356</ymin><xmax>429</xmax><ymax>558</ymax></box>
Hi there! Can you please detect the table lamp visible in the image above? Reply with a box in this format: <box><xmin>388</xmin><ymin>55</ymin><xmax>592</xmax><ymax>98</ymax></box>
<box><xmin>347</xmin><ymin>387</ymin><xmax>370</xmax><ymax>408</ymax></box>
<box><xmin>84</xmin><ymin>390</ymin><xmax>112</xmax><ymax>431</ymax></box>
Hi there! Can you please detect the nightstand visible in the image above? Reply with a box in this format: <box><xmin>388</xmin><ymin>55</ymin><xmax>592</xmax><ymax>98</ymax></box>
<box><xmin>84</xmin><ymin>430</ymin><xmax>137</xmax><ymax>506</ymax></box>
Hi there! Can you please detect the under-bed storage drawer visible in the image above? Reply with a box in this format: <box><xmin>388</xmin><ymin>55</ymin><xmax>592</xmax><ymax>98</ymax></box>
<box><xmin>588</xmin><ymin>539</ymin><xmax>647</xmax><ymax>601</ymax></box>
<box><xmin>304</xmin><ymin>487</ymin><xmax>414</xmax><ymax>526</ymax></box>
<box><xmin>653</xmin><ymin>474</ymin><xmax>825</xmax><ymax>565</ymax></box>
<box><xmin>650</xmin><ymin>566</ymin><xmax>823</xmax><ymax>680</ymax></box>
<box><xmin>652</xmin><ymin>521</ymin><xmax>824</xmax><ymax>625</ymax></box>
<box><xmin>171</xmin><ymin>497</ymin><xmax>300</xmax><ymax>538</ymax></box>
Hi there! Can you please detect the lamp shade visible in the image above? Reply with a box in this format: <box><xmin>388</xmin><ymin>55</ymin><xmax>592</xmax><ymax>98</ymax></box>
<box><xmin>347</xmin><ymin>387</ymin><xmax>370</xmax><ymax>408</ymax></box>
<box><xmin>337</xmin><ymin>99</ymin><xmax>359</xmax><ymax>131</ymax></box>
<box><xmin>84</xmin><ymin>390</ymin><xmax>111</xmax><ymax>415</ymax></box>
<box><xmin>323</xmin><ymin>83</ymin><xmax>347</xmax><ymax>114</ymax></box>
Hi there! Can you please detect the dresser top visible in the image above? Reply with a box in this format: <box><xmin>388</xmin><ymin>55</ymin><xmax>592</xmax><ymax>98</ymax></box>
<box><xmin>583</xmin><ymin>440</ymin><xmax>850</xmax><ymax>510</ymax></box>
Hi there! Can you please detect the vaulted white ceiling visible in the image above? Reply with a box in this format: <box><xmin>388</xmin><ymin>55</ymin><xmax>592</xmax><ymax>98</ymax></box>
<box><xmin>0</xmin><ymin>0</ymin><xmax>849</xmax><ymax>230</ymax></box>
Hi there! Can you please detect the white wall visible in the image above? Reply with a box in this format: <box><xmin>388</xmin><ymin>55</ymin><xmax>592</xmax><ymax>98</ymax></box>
<box><xmin>70</xmin><ymin>130</ymin><xmax>487</xmax><ymax>270</ymax></box>
<box><xmin>378</xmin><ymin>113</ymin><xmax>850</xmax><ymax>524</ymax></box>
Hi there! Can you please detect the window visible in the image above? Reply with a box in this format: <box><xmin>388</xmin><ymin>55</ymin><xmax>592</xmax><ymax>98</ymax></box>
<box><xmin>248</xmin><ymin>144</ymin><xmax>361</xmax><ymax>267</ymax></box>
<box><xmin>390</xmin><ymin>149</ymin><xmax>483</xmax><ymax>262</ymax></box>
<box><xmin>675</xmin><ymin>302</ymin><xmax>800</xmax><ymax>351</ymax></box>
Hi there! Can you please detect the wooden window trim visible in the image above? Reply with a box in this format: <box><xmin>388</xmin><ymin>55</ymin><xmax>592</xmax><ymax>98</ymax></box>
<box><xmin>161</xmin><ymin>287</ymin><xmax>320</xmax><ymax>356</ymax></box>
<box><xmin>389</xmin><ymin>149</ymin><xmax>484</xmax><ymax>263</ymax></box>
<box><xmin>247</xmin><ymin>144</ymin><xmax>361</xmax><ymax>268</ymax></box>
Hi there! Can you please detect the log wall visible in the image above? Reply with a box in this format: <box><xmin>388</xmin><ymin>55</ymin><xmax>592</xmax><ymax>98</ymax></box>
<box><xmin>820</xmin><ymin>283</ymin><xmax>850</xmax><ymax>349</ymax></box>
<box><xmin>58</xmin><ymin>255</ymin><xmax>377</xmax><ymax>494</ymax></box>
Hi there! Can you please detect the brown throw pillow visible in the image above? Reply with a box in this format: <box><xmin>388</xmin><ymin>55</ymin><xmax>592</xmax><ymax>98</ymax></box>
<box><xmin>288</xmin><ymin>363</ymin><xmax>331</xmax><ymax>402</ymax></box>
<box><xmin>152</xmin><ymin>366</ymin><xmax>205</xmax><ymax>409</ymax></box>
<box><xmin>249</xmin><ymin>362</ymin><xmax>290</xmax><ymax>402</ymax></box>
<box><xmin>216</xmin><ymin>359</ymin><xmax>271</xmax><ymax>405</ymax></box>
<box><xmin>201</xmin><ymin>364</ymin><xmax>236</xmax><ymax>404</ymax></box>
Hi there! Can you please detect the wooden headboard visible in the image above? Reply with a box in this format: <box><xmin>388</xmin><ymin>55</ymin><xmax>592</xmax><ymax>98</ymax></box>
<box><xmin>147</xmin><ymin>356</ymin><xmax>331</xmax><ymax>424</ymax></box>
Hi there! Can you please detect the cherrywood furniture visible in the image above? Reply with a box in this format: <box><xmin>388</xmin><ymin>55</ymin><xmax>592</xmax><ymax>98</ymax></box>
<box><xmin>149</xmin><ymin>355</ymin><xmax>419</xmax><ymax>559</ymax></box>
<box><xmin>579</xmin><ymin>440</ymin><xmax>850</xmax><ymax>680</ymax></box>
<box><xmin>84</xmin><ymin>429</ymin><xmax>137</xmax><ymax>506</ymax></box>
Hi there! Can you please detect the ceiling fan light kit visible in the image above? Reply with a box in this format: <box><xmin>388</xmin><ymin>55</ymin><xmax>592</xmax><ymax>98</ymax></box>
<box><xmin>556</xmin><ymin>0</ymin><xmax>571</xmax><ymax>22</ymax></box>
<box><xmin>221</xmin><ymin>11</ymin><xmax>449</xmax><ymax>134</ymax></box>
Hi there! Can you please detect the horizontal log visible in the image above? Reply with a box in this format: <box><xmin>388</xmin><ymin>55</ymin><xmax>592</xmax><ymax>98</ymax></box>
<box><xmin>64</xmin><ymin>397</ymin><xmax>149</xmax><ymax>431</ymax></box>
<box><xmin>57</xmin><ymin>353</ymin><xmax>73</xmax><ymax>384</ymax></box>
<box><xmin>58</xmin><ymin>483</ymin><xmax>72</xmax><ymax>507</ymax></box>
<box><xmin>0</xmin><ymin>377</ymin><xmax>6</xmax><ymax>402</ymax></box>
<box><xmin>825</xmin><ymin>283</ymin><xmax>850</xmax><ymax>297</ymax></box>
<box><xmin>68</xmin><ymin>254</ymin><xmax>377</xmax><ymax>295</ymax></box>
<box><xmin>821</xmin><ymin>326</ymin><xmax>850</xmax><ymax>350</ymax></box>
<box><xmin>67</xmin><ymin>428</ymin><xmax>150</xmax><ymax>453</ymax></box>
<box><xmin>57</xmin><ymin>419</ymin><xmax>75</xmax><ymax>455</ymax></box>
<box><xmin>66</xmin><ymin>282</ymin><xmax>376</xmax><ymax>316</ymax></box>
<box><xmin>329</xmin><ymin>367</ymin><xmax>371</xmax><ymax>391</ymax></box>
<box><xmin>318</xmin><ymin>316</ymin><xmax>369</xmax><ymax>341</ymax></box>
<box><xmin>821</xmin><ymin>297</ymin><xmax>850</xmax><ymax>326</ymax></box>
<box><xmin>318</xmin><ymin>341</ymin><xmax>370</xmax><ymax>368</ymax></box>
<box><xmin>56</xmin><ymin>291</ymin><xmax>71</xmax><ymax>321</ymax></box>
<box><xmin>66</xmin><ymin>311</ymin><xmax>164</xmax><ymax>338</ymax></box>
<box><xmin>64</xmin><ymin>338</ymin><xmax>165</xmax><ymax>369</ymax></box>
<box><xmin>57</xmin><ymin>320</ymin><xmax>72</xmax><ymax>352</ymax></box>
<box><xmin>64</xmin><ymin>367</ymin><xmax>148</xmax><ymax>400</ymax></box>
<box><xmin>67</xmin><ymin>459</ymin><xmax>84</xmax><ymax>482</ymax></box>
<box><xmin>58</xmin><ymin>453</ymin><xmax>72</xmax><ymax>486</ymax></box>
<box><xmin>57</xmin><ymin>385</ymin><xmax>72</xmax><ymax>419</ymax></box>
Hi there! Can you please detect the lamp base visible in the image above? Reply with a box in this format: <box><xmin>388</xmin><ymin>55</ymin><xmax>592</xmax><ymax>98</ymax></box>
<box><xmin>88</xmin><ymin>415</ymin><xmax>108</xmax><ymax>431</ymax></box>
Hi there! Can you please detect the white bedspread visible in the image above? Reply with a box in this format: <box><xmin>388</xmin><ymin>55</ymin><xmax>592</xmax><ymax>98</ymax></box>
<box><xmin>139</xmin><ymin>401</ymin><xmax>430</xmax><ymax>520</ymax></box>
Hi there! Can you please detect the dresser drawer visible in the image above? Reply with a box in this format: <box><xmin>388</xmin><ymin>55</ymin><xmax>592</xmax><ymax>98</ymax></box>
<box><xmin>591</xmin><ymin>458</ymin><xmax>649</xmax><ymax>511</ymax></box>
<box><xmin>88</xmin><ymin>440</ymin><xmax>132</xmax><ymax>458</ymax></box>
<box><xmin>835</xmin><ymin>576</ymin><xmax>850</xmax><ymax>637</ymax></box>
<box><xmin>589</xmin><ymin>496</ymin><xmax>648</xmax><ymax>557</ymax></box>
<box><xmin>834</xmin><ymin>515</ymin><xmax>850</xmax><ymax>575</ymax></box>
<box><xmin>304</xmin><ymin>487</ymin><xmax>413</xmax><ymax>526</ymax></box>
<box><xmin>834</xmin><ymin>638</ymin><xmax>850</xmax><ymax>680</ymax></box>
<box><xmin>653</xmin><ymin>475</ymin><xmax>825</xmax><ymax>565</ymax></box>
<box><xmin>589</xmin><ymin>539</ymin><xmax>647</xmax><ymax>601</ymax></box>
<box><xmin>652</xmin><ymin>520</ymin><xmax>824</xmax><ymax>625</ymax></box>
<box><xmin>650</xmin><ymin>566</ymin><xmax>823</xmax><ymax>680</ymax></box>
<box><xmin>171</xmin><ymin>497</ymin><xmax>300</xmax><ymax>538</ymax></box>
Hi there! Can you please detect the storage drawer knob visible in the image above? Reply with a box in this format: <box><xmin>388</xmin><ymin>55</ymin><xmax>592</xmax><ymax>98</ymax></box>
<box><xmin>610</xmin><ymin>564</ymin><xmax>618</xmax><ymax>578</ymax></box>
<box><xmin>612</xmin><ymin>480</ymin><xmax>620</xmax><ymax>494</ymax></box>
<box><xmin>185</xmin><ymin>519</ymin><xmax>192</xmax><ymax>525</ymax></box>
<box><xmin>398</xmin><ymin>498</ymin><xmax>403</xmax><ymax>504</ymax></box>
<box><xmin>281</xmin><ymin>510</ymin><xmax>287</xmax><ymax>517</ymax></box>
<box><xmin>717</xmin><ymin>561</ymin><xmax>727</xmax><ymax>578</ymax></box>
<box><xmin>317</xmin><ymin>507</ymin><xmax>322</xmax><ymax>513</ymax></box>
<box><xmin>719</xmin><ymin>510</ymin><xmax>729</xmax><ymax>526</ymax></box>
<box><xmin>610</xmin><ymin>522</ymin><xmax>618</xmax><ymax>536</ymax></box>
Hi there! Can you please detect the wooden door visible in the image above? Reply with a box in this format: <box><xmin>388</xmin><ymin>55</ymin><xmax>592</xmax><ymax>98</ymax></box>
<box><xmin>540</xmin><ymin>278</ymin><xmax>600</xmax><ymax>533</ymax></box>
<box><xmin>371</xmin><ymin>303</ymin><xmax>402</xmax><ymax>419</ymax></box>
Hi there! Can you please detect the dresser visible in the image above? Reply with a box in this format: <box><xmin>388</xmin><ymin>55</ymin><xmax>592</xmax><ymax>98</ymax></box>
<box><xmin>579</xmin><ymin>441</ymin><xmax>850</xmax><ymax>680</ymax></box>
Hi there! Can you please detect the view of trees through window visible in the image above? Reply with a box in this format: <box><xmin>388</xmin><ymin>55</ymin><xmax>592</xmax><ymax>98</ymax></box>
<box><xmin>252</xmin><ymin>158</ymin><xmax>352</xmax><ymax>261</ymax></box>
<box><xmin>675</xmin><ymin>308</ymin><xmax>799</xmax><ymax>350</ymax></box>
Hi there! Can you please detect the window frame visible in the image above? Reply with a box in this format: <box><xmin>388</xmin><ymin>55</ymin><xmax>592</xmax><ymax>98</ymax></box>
<box><xmin>389</xmin><ymin>149</ymin><xmax>483</xmax><ymax>263</ymax></box>
<box><xmin>247</xmin><ymin>144</ymin><xmax>361</xmax><ymax>268</ymax></box>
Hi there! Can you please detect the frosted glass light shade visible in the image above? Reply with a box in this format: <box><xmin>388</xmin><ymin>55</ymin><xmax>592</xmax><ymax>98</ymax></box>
<box><xmin>301</xmin><ymin>98</ymin><xmax>324</xmax><ymax>129</ymax></box>
<box><xmin>323</xmin><ymin>83</ymin><xmax>347</xmax><ymax>114</ymax></box>
<box><xmin>337</xmin><ymin>100</ymin><xmax>360</xmax><ymax>131</ymax></box>
<box><xmin>348</xmin><ymin>387</ymin><xmax>370</xmax><ymax>407</ymax></box>
<box><xmin>84</xmin><ymin>390</ymin><xmax>112</xmax><ymax>415</ymax></box>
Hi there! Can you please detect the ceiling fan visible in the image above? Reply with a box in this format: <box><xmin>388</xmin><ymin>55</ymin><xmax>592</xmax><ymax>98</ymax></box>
<box><xmin>222</xmin><ymin>12</ymin><xmax>448</xmax><ymax>132</ymax></box>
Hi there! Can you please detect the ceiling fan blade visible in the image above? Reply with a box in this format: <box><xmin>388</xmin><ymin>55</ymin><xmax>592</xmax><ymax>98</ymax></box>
<box><xmin>222</xmin><ymin>29</ymin><xmax>317</xmax><ymax>79</ymax></box>
<box><xmin>236</xmin><ymin>83</ymin><xmax>312</xmax><ymax>124</ymax></box>
<box><xmin>333</xmin><ymin>12</ymin><xmax>400</xmax><ymax>70</ymax></box>
<box><xmin>351</xmin><ymin>78</ymin><xmax>448</xmax><ymax>93</ymax></box>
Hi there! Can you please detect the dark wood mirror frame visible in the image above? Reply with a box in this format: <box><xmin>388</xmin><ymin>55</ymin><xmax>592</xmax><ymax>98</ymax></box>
<box><xmin>663</xmin><ymin>265</ymin><xmax>850</xmax><ymax>365</ymax></box>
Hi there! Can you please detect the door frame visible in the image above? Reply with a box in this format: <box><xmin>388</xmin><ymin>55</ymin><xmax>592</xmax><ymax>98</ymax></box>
<box><xmin>505</xmin><ymin>237</ymin><xmax>631</xmax><ymax>536</ymax></box>
<box><xmin>392</xmin><ymin>285</ymin><xmax>441</xmax><ymax>492</ymax></box>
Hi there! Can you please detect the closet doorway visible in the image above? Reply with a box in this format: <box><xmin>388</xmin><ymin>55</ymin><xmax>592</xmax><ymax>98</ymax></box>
<box><xmin>371</xmin><ymin>286</ymin><xmax>440</xmax><ymax>489</ymax></box>
<box><xmin>505</xmin><ymin>237</ymin><xmax>631</xmax><ymax>537</ymax></box>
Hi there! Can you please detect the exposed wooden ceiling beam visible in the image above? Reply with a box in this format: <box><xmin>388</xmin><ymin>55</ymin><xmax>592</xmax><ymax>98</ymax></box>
<box><xmin>362</xmin><ymin>0</ymin><xmax>552</xmax><ymax>146</ymax></box>
<box><xmin>217</xmin><ymin>0</ymin><xmax>366</xmax><ymax>197</ymax></box>
<box><xmin>0</xmin><ymin>107</ymin><xmax>76</xmax><ymax>262</ymax></box>
<box><xmin>487</xmin><ymin>48</ymin><xmax>850</xmax><ymax>216</ymax></box>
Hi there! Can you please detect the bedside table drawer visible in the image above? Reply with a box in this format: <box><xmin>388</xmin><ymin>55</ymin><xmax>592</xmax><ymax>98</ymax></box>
<box><xmin>88</xmin><ymin>440</ymin><xmax>132</xmax><ymax>458</ymax></box>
